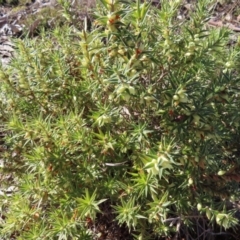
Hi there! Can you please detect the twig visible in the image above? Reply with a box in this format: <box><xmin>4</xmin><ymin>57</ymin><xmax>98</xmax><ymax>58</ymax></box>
<box><xmin>208</xmin><ymin>19</ymin><xmax>240</xmax><ymax>32</ymax></box>
<box><xmin>104</xmin><ymin>161</ymin><xmax>128</xmax><ymax>167</ymax></box>
<box><xmin>163</xmin><ymin>217</ymin><xmax>181</xmax><ymax>223</ymax></box>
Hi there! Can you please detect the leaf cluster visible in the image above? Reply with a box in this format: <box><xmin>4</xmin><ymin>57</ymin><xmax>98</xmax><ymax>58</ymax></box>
<box><xmin>0</xmin><ymin>0</ymin><xmax>240</xmax><ymax>239</ymax></box>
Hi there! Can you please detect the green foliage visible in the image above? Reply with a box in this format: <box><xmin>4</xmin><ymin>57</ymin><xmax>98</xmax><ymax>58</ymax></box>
<box><xmin>0</xmin><ymin>0</ymin><xmax>240</xmax><ymax>238</ymax></box>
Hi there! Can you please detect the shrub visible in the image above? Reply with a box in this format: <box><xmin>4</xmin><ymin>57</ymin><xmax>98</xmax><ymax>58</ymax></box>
<box><xmin>0</xmin><ymin>0</ymin><xmax>240</xmax><ymax>239</ymax></box>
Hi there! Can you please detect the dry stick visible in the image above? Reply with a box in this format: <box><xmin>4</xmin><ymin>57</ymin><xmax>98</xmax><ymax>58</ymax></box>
<box><xmin>104</xmin><ymin>161</ymin><xmax>128</xmax><ymax>167</ymax></box>
<box><xmin>208</xmin><ymin>19</ymin><xmax>240</xmax><ymax>32</ymax></box>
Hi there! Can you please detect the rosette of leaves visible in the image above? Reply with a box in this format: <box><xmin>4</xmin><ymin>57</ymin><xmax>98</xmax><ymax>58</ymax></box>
<box><xmin>0</xmin><ymin>0</ymin><xmax>240</xmax><ymax>239</ymax></box>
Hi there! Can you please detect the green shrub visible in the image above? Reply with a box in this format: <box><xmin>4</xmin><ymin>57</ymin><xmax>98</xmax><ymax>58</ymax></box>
<box><xmin>0</xmin><ymin>0</ymin><xmax>240</xmax><ymax>239</ymax></box>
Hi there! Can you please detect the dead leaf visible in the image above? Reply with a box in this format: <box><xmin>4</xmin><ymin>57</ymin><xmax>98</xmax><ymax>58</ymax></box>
<box><xmin>0</xmin><ymin>44</ymin><xmax>14</xmax><ymax>52</ymax></box>
<box><xmin>237</xmin><ymin>15</ymin><xmax>240</xmax><ymax>22</ymax></box>
<box><xmin>29</xmin><ymin>18</ymin><xmax>41</xmax><ymax>36</ymax></box>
